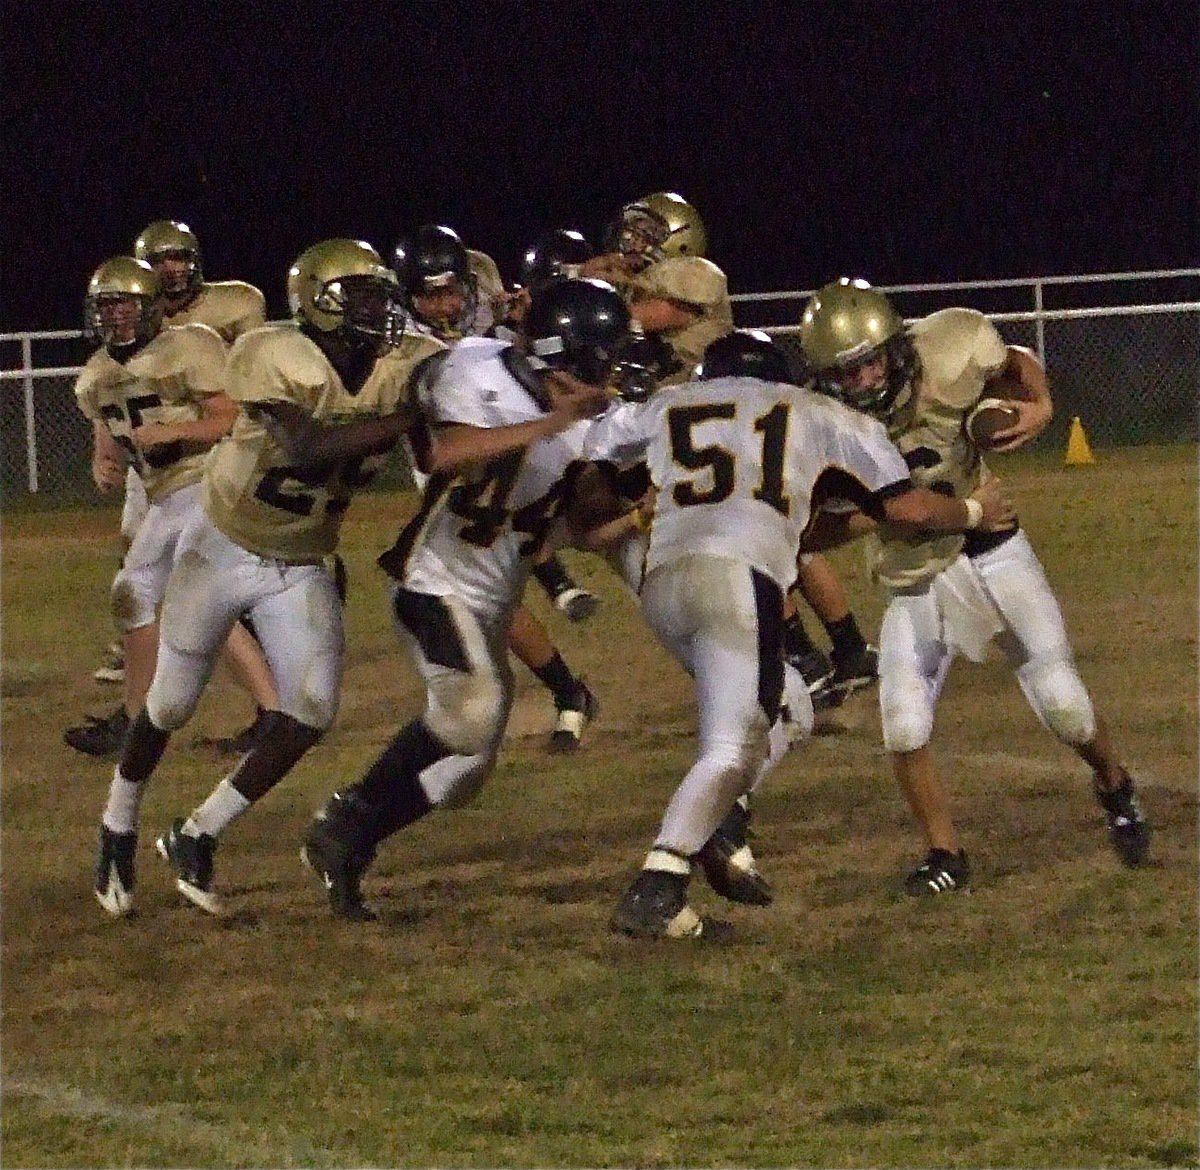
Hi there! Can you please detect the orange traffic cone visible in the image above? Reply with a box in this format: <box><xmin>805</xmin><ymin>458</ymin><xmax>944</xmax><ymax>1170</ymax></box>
<box><xmin>1065</xmin><ymin>416</ymin><xmax>1095</xmax><ymax>467</ymax></box>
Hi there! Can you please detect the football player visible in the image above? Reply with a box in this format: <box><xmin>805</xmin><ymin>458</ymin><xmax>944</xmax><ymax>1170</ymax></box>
<box><xmin>393</xmin><ymin>223</ymin><xmax>496</xmax><ymax>342</ymax></box>
<box><xmin>798</xmin><ymin>278</ymin><xmax>1150</xmax><ymax>894</ymax></box>
<box><xmin>93</xmin><ymin>239</ymin><xmax>432</xmax><ymax>917</ymax></box>
<box><xmin>75</xmin><ymin>221</ymin><xmax>278</xmax><ymax>752</ymax></box>
<box><xmin>134</xmin><ymin>219</ymin><xmax>266</xmax><ymax>343</ymax></box>
<box><xmin>395</xmin><ymin>223</ymin><xmax>603</xmax><ymax>748</ymax></box>
<box><xmin>300</xmin><ymin>278</ymin><xmax>624</xmax><ymax>921</ymax></box>
<box><xmin>73</xmin><ymin>257</ymin><xmax>237</xmax><ymax>800</ymax></box>
<box><xmin>582</xmin><ymin>329</ymin><xmax>1015</xmax><ymax>939</ymax></box>
<box><xmin>583</xmin><ymin>191</ymin><xmax>733</xmax><ymax>390</ymax></box>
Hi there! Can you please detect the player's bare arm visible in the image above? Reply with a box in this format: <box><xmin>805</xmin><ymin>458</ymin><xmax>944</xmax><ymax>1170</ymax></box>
<box><xmin>246</xmin><ymin>399</ymin><xmax>412</xmax><ymax>466</ymax></box>
<box><xmin>131</xmin><ymin>391</ymin><xmax>237</xmax><ymax>453</ymax></box>
<box><xmin>91</xmin><ymin>420</ymin><xmax>126</xmax><ymax>492</ymax></box>
<box><xmin>988</xmin><ymin>345</ymin><xmax>1054</xmax><ymax>451</ymax></box>
<box><xmin>884</xmin><ymin>477</ymin><xmax>1015</xmax><ymax>533</ymax></box>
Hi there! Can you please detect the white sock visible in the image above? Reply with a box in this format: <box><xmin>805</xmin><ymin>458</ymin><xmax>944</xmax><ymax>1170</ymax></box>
<box><xmin>102</xmin><ymin>770</ymin><xmax>142</xmax><ymax>835</ymax></box>
<box><xmin>644</xmin><ymin>848</ymin><xmax>690</xmax><ymax>876</ymax></box>
<box><xmin>186</xmin><ymin>778</ymin><xmax>251</xmax><ymax>839</ymax></box>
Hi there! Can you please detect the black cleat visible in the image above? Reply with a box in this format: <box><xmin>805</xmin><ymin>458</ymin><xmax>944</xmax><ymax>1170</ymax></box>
<box><xmin>610</xmin><ymin>869</ymin><xmax>733</xmax><ymax>940</ymax></box>
<box><xmin>1095</xmin><ymin>772</ymin><xmax>1151</xmax><ymax>867</ymax></box>
<box><xmin>697</xmin><ymin>801</ymin><xmax>773</xmax><ymax>906</ymax></box>
<box><xmin>553</xmin><ymin>585</ymin><xmax>600</xmax><ymax>623</ymax></box>
<box><xmin>64</xmin><ymin>706</ymin><xmax>130</xmax><ymax>758</ymax></box>
<box><xmin>302</xmin><ymin>809</ymin><xmax>378</xmax><ymax>922</ymax></box>
<box><xmin>95</xmin><ymin>825</ymin><xmax>137</xmax><ymax>917</ymax></box>
<box><xmin>827</xmin><ymin>643</ymin><xmax>880</xmax><ymax>699</ymax></box>
<box><xmin>903</xmin><ymin>848</ymin><xmax>971</xmax><ymax>897</ymax></box>
<box><xmin>156</xmin><ymin>819</ymin><xmax>222</xmax><ymax>914</ymax></box>
<box><xmin>549</xmin><ymin>682</ymin><xmax>599</xmax><ymax>753</ymax></box>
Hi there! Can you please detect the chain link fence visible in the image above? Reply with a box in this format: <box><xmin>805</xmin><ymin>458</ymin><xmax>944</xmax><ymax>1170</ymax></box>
<box><xmin>3</xmin><ymin>272</ymin><xmax>1198</xmax><ymax>504</ymax></box>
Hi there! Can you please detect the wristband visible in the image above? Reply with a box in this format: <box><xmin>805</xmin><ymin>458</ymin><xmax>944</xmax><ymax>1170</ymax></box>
<box><xmin>963</xmin><ymin>497</ymin><xmax>984</xmax><ymax>529</ymax></box>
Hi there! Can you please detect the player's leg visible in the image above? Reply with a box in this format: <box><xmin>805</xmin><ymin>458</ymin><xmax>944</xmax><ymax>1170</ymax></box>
<box><xmin>797</xmin><ymin>552</ymin><xmax>878</xmax><ymax>701</ymax></box>
<box><xmin>157</xmin><ymin>558</ymin><xmax>343</xmax><ymax>914</ymax></box>
<box><xmin>208</xmin><ymin>621</ymin><xmax>282</xmax><ymax>754</ymax></box>
<box><xmin>94</xmin><ymin>510</ymin><xmax>240</xmax><ymax>916</ymax></box>
<box><xmin>878</xmin><ymin>588</ymin><xmax>967</xmax><ymax>895</ymax></box>
<box><xmin>612</xmin><ymin>556</ymin><xmax>777</xmax><ymax>938</ymax></box>
<box><xmin>303</xmin><ymin>588</ymin><xmax>511</xmax><ymax>920</ymax></box>
<box><xmin>975</xmin><ymin>532</ymin><xmax>1150</xmax><ymax>866</ymax></box>
<box><xmin>507</xmin><ymin>601</ymin><xmax>597</xmax><ymax>752</ymax></box>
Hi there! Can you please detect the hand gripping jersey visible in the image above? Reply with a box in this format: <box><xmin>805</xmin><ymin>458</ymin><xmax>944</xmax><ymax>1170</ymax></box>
<box><xmin>629</xmin><ymin>256</ymin><xmax>734</xmax><ymax>387</ymax></box>
<box><xmin>163</xmin><ymin>280</ymin><xmax>267</xmax><ymax>345</ymax></box>
<box><xmin>74</xmin><ymin>322</ymin><xmax>228</xmax><ymax>503</ymax></box>
<box><xmin>203</xmin><ymin>325</ymin><xmax>444</xmax><ymax>563</ymax></box>
<box><xmin>874</xmin><ymin>308</ymin><xmax>1010</xmax><ymax>590</ymax></box>
<box><xmin>584</xmin><ymin>374</ymin><xmax>912</xmax><ymax>591</ymax></box>
<box><xmin>379</xmin><ymin>336</ymin><xmax>592</xmax><ymax>614</ymax></box>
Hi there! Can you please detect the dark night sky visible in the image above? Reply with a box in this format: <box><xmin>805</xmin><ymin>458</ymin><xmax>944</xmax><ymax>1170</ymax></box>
<box><xmin>3</xmin><ymin>0</ymin><xmax>1197</xmax><ymax>331</ymax></box>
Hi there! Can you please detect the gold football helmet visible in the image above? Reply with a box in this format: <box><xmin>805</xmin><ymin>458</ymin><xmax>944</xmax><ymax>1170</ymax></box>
<box><xmin>134</xmin><ymin>219</ymin><xmax>203</xmax><ymax>294</ymax></box>
<box><xmin>84</xmin><ymin>256</ymin><xmax>163</xmax><ymax>345</ymax></box>
<box><xmin>798</xmin><ymin>278</ymin><xmax>917</xmax><ymax>416</ymax></box>
<box><xmin>287</xmin><ymin>239</ymin><xmax>405</xmax><ymax>344</ymax></box>
<box><xmin>612</xmin><ymin>191</ymin><xmax>707</xmax><ymax>265</ymax></box>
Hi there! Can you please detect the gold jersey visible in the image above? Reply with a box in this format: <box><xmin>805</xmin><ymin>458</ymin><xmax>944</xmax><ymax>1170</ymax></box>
<box><xmin>629</xmin><ymin>255</ymin><xmax>734</xmax><ymax>386</ymax></box>
<box><xmin>873</xmin><ymin>307</ymin><xmax>1010</xmax><ymax>589</ymax></box>
<box><xmin>74</xmin><ymin>322</ymin><xmax>229</xmax><ymax>503</ymax></box>
<box><xmin>203</xmin><ymin>325</ymin><xmax>444</xmax><ymax>562</ymax></box>
<box><xmin>163</xmin><ymin>280</ymin><xmax>266</xmax><ymax>344</ymax></box>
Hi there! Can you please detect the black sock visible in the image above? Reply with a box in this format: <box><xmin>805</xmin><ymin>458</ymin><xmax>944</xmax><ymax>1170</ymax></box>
<box><xmin>118</xmin><ymin>708</ymin><xmax>171</xmax><ymax>785</ymax></box>
<box><xmin>824</xmin><ymin>614</ymin><xmax>866</xmax><ymax>664</ymax></box>
<box><xmin>531</xmin><ymin>555</ymin><xmax>573</xmax><ymax>598</ymax></box>
<box><xmin>346</xmin><ymin>720</ymin><xmax>443</xmax><ymax>842</ymax></box>
<box><xmin>783</xmin><ymin>613</ymin><xmax>818</xmax><ymax>659</ymax></box>
<box><xmin>532</xmin><ymin>651</ymin><xmax>578</xmax><ymax>704</ymax></box>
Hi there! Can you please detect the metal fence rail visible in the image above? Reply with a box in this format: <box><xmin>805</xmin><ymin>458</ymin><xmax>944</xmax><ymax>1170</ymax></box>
<box><xmin>4</xmin><ymin>270</ymin><xmax>1199</xmax><ymax>500</ymax></box>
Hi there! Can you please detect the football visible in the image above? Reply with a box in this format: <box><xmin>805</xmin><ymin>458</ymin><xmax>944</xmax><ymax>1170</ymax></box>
<box><xmin>964</xmin><ymin>397</ymin><xmax>1021</xmax><ymax>449</ymax></box>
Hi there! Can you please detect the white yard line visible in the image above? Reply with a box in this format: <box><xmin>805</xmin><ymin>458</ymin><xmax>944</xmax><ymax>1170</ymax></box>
<box><xmin>4</xmin><ymin>1077</ymin><xmax>344</xmax><ymax>1168</ymax></box>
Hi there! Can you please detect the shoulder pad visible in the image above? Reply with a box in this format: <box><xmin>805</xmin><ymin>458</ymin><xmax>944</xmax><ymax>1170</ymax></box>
<box><xmin>912</xmin><ymin>308</ymin><xmax>1007</xmax><ymax>409</ymax></box>
<box><xmin>206</xmin><ymin>280</ymin><xmax>267</xmax><ymax>313</ymax></box>
<box><xmin>230</xmin><ymin>324</ymin><xmax>326</xmax><ymax>383</ymax></box>
<box><xmin>639</xmin><ymin>256</ymin><xmax>727</xmax><ymax>307</ymax></box>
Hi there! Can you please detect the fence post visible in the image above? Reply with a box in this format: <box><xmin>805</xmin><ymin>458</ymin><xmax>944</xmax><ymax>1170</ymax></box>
<box><xmin>1034</xmin><ymin>279</ymin><xmax>1046</xmax><ymax>366</ymax></box>
<box><xmin>21</xmin><ymin>336</ymin><xmax>39</xmax><ymax>493</ymax></box>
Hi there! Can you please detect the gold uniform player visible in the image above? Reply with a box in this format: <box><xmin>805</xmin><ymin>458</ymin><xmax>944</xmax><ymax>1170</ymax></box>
<box><xmin>94</xmin><ymin>239</ymin><xmax>441</xmax><ymax>918</ymax></box>
<box><xmin>586</xmin><ymin>191</ymin><xmax>733</xmax><ymax>389</ymax></box>
<box><xmin>70</xmin><ymin>259</ymin><xmax>237</xmax><ymax>768</ymax></box>
<box><xmin>799</xmin><ymin>278</ymin><xmax>1151</xmax><ymax>894</ymax></box>
<box><xmin>135</xmin><ymin>219</ymin><xmax>266</xmax><ymax>343</ymax></box>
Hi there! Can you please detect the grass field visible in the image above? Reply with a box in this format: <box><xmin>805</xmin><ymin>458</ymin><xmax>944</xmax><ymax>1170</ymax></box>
<box><xmin>2</xmin><ymin>444</ymin><xmax>1197</xmax><ymax>1168</ymax></box>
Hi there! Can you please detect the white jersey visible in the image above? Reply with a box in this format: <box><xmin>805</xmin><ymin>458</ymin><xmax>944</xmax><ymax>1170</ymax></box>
<box><xmin>380</xmin><ymin>337</ymin><xmax>590</xmax><ymax>613</ymax></box>
<box><xmin>584</xmin><ymin>374</ymin><xmax>912</xmax><ymax>591</ymax></box>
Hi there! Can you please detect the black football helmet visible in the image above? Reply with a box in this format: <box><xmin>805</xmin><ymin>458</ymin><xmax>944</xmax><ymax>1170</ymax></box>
<box><xmin>517</xmin><ymin>229</ymin><xmax>594</xmax><ymax>291</ymax></box>
<box><xmin>524</xmin><ymin>278</ymin><xmax>631</xmax><ymax>386</ymax></box>
<box><xmin>393</xmin><ymin>224</ymin><xmax>474</xmax><ymax>295</ymax></box>
<box><xmin>698</xmin><ymin>330</ymin><xmax>795</xmax><ymax>384</ymax></box>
